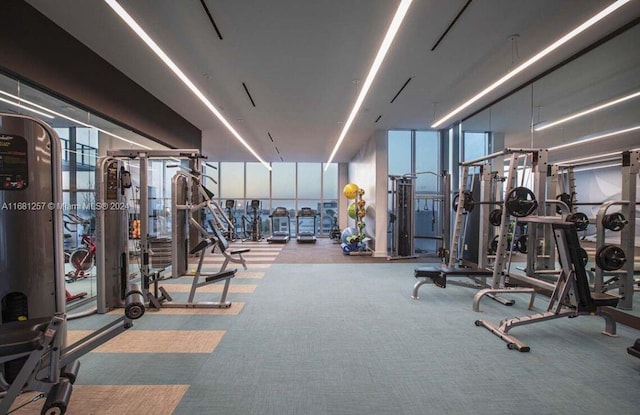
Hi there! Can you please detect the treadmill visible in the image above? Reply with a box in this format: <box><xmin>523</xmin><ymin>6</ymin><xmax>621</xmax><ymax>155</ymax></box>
<box><xmin>296</xmin><ymin>207</ymin><xmax>317</xmax><ymax>243</ymax></box>
<box><xmin>267</xmin><ymin>207</ymin><xmax>290</xmax><ymax>243</ymax></box>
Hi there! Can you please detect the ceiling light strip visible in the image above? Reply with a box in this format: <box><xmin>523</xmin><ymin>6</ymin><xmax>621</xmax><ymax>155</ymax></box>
<box><xmin>325</xmin><ymin>0</ymin><xmax>414</xmax><ymax>168</ymax></box>
<box><xmin>104</xmin><ymin>0</ymin><xmax>271</xmax><ymax>170</ymax></box>
<box><xmin>535</xmin><ymin>90</ymin><xmax>640</xmax><ymax>131</ymax></box>
<box><xmin>0</xmin><ymin>96</ymin><xmax>54</xmax><ymax>119</ymax></box>
<box><xmin>431</xmin><ymin>0</ymin><xmax>631</xmax><ymax>128</ymax></box>
<box><xmin>549</xmin><ymin>124</ymin><xmax>640</xmax><ymax>151</ymax></box>
<box><xmin>0</xmin><ymin>90</ymin><xmax>152</xmax><ymax>149</ymax></box>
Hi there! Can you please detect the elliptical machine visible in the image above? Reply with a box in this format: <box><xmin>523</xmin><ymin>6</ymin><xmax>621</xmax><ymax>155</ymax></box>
<box><xmin>242</xmin><ymin>200</ymin><xmax>262</xmax><ymax>241</ymax></box>
<box><xmin>224</xmin><ymin>200</ymin><xmax>238</xmax><ymax>241</ymax></box>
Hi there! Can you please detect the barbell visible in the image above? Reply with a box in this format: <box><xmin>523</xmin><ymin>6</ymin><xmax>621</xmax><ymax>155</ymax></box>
<box><xmin>452</xmin><ymin>186</ymin><xmax>538</xmax><ymax>218</ymax></box>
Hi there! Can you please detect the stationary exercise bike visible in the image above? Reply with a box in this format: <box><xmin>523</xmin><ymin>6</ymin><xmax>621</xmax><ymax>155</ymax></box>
<box><xmin>63</xmin><ymin>214</ymin><xmax>96</xmax><ymax>283</ymax></box>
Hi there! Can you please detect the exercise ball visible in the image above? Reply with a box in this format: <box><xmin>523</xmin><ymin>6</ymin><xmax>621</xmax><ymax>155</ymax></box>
<box><xmin>341</xmin><ymin>227</ymin><xmax>357</xmax><ymax>245</ymax></box>
<box><xmin>348</xmin><ymin>202</ymin><xmax>357</xmax><ymax>219</ymax></box>
<box><xmin>343</xmin><ymin>183</ymin><xmax>359</xmax><ymax>200</ymax></box>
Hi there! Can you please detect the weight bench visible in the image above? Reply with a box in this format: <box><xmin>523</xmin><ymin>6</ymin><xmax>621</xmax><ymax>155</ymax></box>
<box><xmin>148</xmin><ymin>237</ymin><xmax>237</xmax><ymax>309</ymax></box>
<box><xmin>412</xmin><ymin>266</ymin><xmax>493</xmax><ymax>298</ymax></box>
<box><xmin>476</xmin><ymin>222</ymin><xmax>619</xmax><ymax>352</ymax></box>
<box><xmin>0</xmin><ymin>288</ymin><xmax>144</xmax><ymax>414</ymax></box>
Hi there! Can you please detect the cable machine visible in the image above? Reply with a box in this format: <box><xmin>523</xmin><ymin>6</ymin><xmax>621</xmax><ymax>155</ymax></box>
<box><xmin>388</xmin><ymin>175</ymin><xmax>417</xmax><ymax>259</ymax></box>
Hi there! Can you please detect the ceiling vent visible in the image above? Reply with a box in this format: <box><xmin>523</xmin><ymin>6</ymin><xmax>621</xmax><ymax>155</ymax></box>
<box><xmin>200</xmin><ymin>0</ymin><xmax>223</xmax><ymax>40</ymax></box>
<box><xmin>431</xmin><ymin>0</ymin><xmax>473</xmax><ymax>51</ymax></box>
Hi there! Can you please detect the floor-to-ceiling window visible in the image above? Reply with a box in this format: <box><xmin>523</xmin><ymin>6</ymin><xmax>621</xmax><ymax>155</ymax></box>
<box><xmin>215</xmin><ymin>162</ymin><xmax>339</xmax><ymax>238</ymax></box>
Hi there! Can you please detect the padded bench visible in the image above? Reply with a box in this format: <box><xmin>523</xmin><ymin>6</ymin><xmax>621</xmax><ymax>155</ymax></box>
<box><xmin>0</xmin><ymin>317</ymin><xmax>52</xmax><ymax>357</ymax></box>
<box><xmin>412</xmin><ymin>266</ymin><xmax>493</xmax><ymax>300</ymax></box>
<box><xmin>414</xmin><ymin>266</ymin><xmax>492</xmax><ymax>288</ymax></box>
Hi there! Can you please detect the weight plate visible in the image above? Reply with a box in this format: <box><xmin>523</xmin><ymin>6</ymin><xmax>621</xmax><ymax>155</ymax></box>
<box><xmin>556</xmin><ymin>193</ymin><xmax>573</xmax><ymax>214</ymax></box>
<box><xmin>489</xmin><ymin>209</ymin><xmax>502</xmax><ymax>226</ymax></box>
<box><xmin>595</xmin><ymin>244</ymin><xmax>626</xmax><ymax>271</ymax></box>
<box><xmin>566</xmin><ymin>212</ymin><xmax>589</xmax><ymax>231</ymax></box>
<box><xmin>505</xmin><ymin>186</ymin><xmax>538</xmax><ymax>218</ymax></box>
<box><xmin>602</xmin><ymin>212</ymin><xmax>626</xmax><ymax>232</ymax></box>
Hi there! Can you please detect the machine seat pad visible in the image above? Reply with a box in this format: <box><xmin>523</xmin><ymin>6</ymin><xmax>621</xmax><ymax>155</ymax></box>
<box><xmin>190</xmin><ymin>238</ymin><xmax>215</xmax><ymax>255</ymax></box>
<box><xmin>627</xmin><ymin>339</ymin><xmax>640</xmax><ymax>359</ymax></box>
<box><xmin>204</xmin><ymin>269</ymin><xmax>236</xmax><ymax>283</ymax></box>
<box><xmin>230</xmin><ymin>248</ymin><xmax>250</xmax><ymax>255</ymax></box>
<box><xmin>589</xmin><ymin>292</ymin><xmax>620</xmax><ymax>308</ymax></box>
<box><xmin>0</xmin><ymin>317</ymin><xmax>52</xmax><ymax>356</ymax></box>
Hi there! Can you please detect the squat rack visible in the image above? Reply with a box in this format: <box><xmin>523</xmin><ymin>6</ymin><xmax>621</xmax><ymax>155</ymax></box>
<box><xmin>553</xmin><ymin>150</ymin><xmax>638</xmax><ymax>310</ymax></box>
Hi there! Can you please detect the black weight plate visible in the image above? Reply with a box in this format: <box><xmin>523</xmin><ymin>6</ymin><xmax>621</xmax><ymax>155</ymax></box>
<box><xmin>596</xmin><ymin>244</ymin><xmax>626</xmax><ymax>271</ymax></box>
<box><xmin>566</xmin><ymin>212</ymin><xmax>589</xmax><ymax>231</ymax></box>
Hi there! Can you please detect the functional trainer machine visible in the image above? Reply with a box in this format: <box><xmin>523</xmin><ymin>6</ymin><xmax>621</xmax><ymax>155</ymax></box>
<box><xmin>268</xmin><ymin>207</ymin><xmax>291</xmax><ymax>243</ymax></box>
<box><xmin>296</xmin><ymin>207</ymin><xmax>317</xmax><ymax>243</ymax></box>
<box><xmin>388</xmin><ymin>175</ymin><xmax>417</xmax><ymax>259</ymax></box>
<box><xmin>475</xmin><ymin>220</ymin><xmax>620</xmax><ymax>352</ymax></box>
<box><xmin>95</xmin><ymin>150</ymin><xmax>242</xmax><ymax>312</ymax></box>
<box><xmin>0</xmin><ymin>114</ymin><xmax>144</xmax><ymax>414</ymax></box>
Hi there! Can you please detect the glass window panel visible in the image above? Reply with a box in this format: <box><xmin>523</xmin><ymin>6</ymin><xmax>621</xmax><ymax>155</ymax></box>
<box><xmin>415</xmin><ymin>131</ymin><xmax>440</xmax><ymax>193</ymax></box>
<box><xmin>246</xmin><ymin>162</ymin><xmax>270</xmax><ymax>199</ymax></box>
<box><xmin>202</xmin><ymin>162</ymin><xmax>219</xmax><ymax>199</ymax></box>
<box><xmin>220</xmin><ymin>162</ymin><xmax>245</xmax><ymax>199</ymax></box>
<box><xmin>319</xmin><ymin>200</ymin><xmax>338</xmax><ymax>236</ymax></box>
<box><xmin>297</xmin><ymin>163</ymin><xmax>321</xmax><ymax>199</ymax></box>
<box><xmin>271</xmin><ymin>163</ymin><xmax>296</xmax><ymax>199</ymax></box>
<box><xmin>388</xmin><ymin>130</ymin><xmax>412</xmax><ymax>175</ymax></box>
<box><xmin>75</xmin><ymin>171</ymin><xmax>94</xmax><ymax>190</ymax></box>
<box><xmin>462</xmin><ymin>132</ymin><xmax>487</xmax><ymax>162</ymax></box>
<box><xmin>322</xmin><ymin>163</ymin><xmax>338</xmax><ymax>199</ymax></box>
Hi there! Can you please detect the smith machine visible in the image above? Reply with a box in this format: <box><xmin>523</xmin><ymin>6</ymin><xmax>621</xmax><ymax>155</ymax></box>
<box><xmin>413</xmin><ymin>149</ymin><xmax>546</xmax><ymax>311</ymax></box>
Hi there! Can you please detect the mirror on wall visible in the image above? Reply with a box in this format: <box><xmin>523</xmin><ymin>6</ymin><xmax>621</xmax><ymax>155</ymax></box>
<box><xmin>468</xmin><ymin>23</ymin><xmax>640</xmax><ymax>162</ymax></box>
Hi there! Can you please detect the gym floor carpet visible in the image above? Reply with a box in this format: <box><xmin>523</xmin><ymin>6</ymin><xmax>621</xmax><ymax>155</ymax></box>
<box><xmin>10</xmin><ymin>239</ymin><xmax>640</xmax><ymax>414</ymax></box>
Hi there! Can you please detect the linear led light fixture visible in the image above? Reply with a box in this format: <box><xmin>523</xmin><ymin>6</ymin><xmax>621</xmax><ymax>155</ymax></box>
<box><xmin>573</xmin><ymin>162</ymin><xmax>621</xmax><ymax>172</ymax></box>
<box><xmin>555</xmin><ymin>145</ymin><xmax>640</xmax><ymax>165</ymax></box>
<box><xmin>0</xmin><ymin>89</ymin><xmax>152</xmax><ymax>149</ymax></box>
<box><xmin>431</xmin><ymin>0</ymin><xmax>631</xmax><ymax>129</ymax></box>
<box><xmin>325</xmin><ymin>0</ymin><xmax>414</xmax><ymax>169</ymax></box>
<box><xmin>0</xmin><ymin>96</ymin><xmax>54</xmax><ymax>119</ymax></box>
<box><xmin>549</xmin><ymin>124</ymin><xmax>640</xmax><ymax>151</ymax></box>
<box><xmin>105</xmin><ymin>0</ymin><xmax>271</xmax><ymax>170</ymax></box>
<box><xmin>535</xmin><ymin>90</ymin><xmax>640</xmax><ymax>131</ymax></box>
<box><xmin>556</xmin><ymin>151</ymin><xmax>620</xmax><ymax>165</ymax></box>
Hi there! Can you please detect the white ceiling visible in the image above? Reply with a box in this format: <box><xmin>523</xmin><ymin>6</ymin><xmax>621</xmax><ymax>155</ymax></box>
<box><xmin>24</xmin><ymin>0</ymin><xmax>640</xmax><ymax>163</ymax></box>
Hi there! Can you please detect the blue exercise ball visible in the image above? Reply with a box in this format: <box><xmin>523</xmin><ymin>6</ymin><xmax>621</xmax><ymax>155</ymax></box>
<box><xmin>341</xmin><ymin>227</ymin><xmax>357</xmax><ymax>245</ymax></box>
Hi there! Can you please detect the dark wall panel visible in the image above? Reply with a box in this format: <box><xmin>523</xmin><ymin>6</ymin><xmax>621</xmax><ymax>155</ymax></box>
<box><xmin>0</xmin><ymin>1</ymin><xmax>201</xmax><ymax>150</ymax></box>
